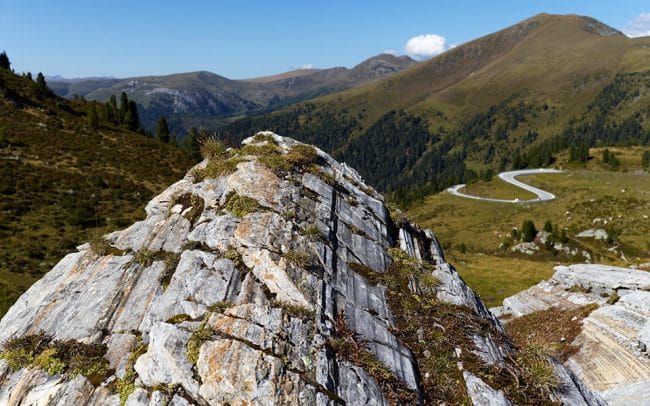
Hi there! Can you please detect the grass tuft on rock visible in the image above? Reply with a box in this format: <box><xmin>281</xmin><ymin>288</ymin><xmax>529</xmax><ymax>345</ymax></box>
<box><xmin>240</xmin><ymin>142</ymin><xmax>320</xmax><ymax>177</ymax></box>
<box><xmin>88</xmin><ymin>230</ymin><xmax>125</xmax><ymax>256</ymax></box>
<box><xmin>271</xmin><ymin>300</ymin><xmax>314</xmax><ymax>321</ymax></box>
<box><xmin>166</xmin><ymin>313</ymin><xmax>193</xmax><ymax>324</ymax></box>
<box><xmin>506</xmin><ymin>303</ymin><xmax>598</xmax><ymax>362</ymax></box>
<box><xmin>300</xmin><ymin>224</ymin><xmax>325</xmax><ymax>241</ymax></box>
<box><xmin>327</xmin><ymin>313</ymin><xmax>417</xmax><ymax>404</ymax></box>
<box><xmin>171</xmin><ymin>193</ymin><xmax>205</xmax><ymax>227</ymax></box>
<box><xmin>114</xmin><ymin>340</ymin><xmax>147</xmax><ymax>405</ymax></box>
<box><xmin>223</xmin><ymin>191</ymin><xmax>259</xmax><ymax>218</ymax></box>
<box><xmin>207</xmin><ymin>300</ymin><xmax>233</xmax><ymax>313</ymax></box>
<box><xmin>187</xmin><ymin>320</ymin><xmax>213</xmax><ymax>365</ymax></box>
<box><xmin>0</xmin><ymin>332</ymin><xmax>111</xmax><ymax>386</ymax></box>
<box><xmin>283</xmin><ymin>250</ymin><xmax>312</xmax><ymax>268</ymax></box>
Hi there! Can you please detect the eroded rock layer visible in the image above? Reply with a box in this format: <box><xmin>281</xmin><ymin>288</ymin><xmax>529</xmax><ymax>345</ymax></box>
<box><xmin>493</xmin><ymin>264</ymin><xmax>650</xmax><ymax>405</ymax></box>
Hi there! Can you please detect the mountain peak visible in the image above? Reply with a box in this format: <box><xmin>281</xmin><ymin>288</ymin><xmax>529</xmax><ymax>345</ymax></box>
<box><xmin>525</xmin><ymin>13</ymin><xmax>624</xmax><ymax>37</ymax></box>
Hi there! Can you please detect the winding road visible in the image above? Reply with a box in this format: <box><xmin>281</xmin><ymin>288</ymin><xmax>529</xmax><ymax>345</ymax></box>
<box><xmin>446</xmin><ymin>168</ymin><xmax>562</xmax><ymax>203</ymax></box>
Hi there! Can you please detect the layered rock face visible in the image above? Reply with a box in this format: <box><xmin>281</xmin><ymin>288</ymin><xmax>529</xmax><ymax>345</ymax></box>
<box><xmin>493</xmin><ymin>264</ymin><xmax>650</xmax><ymax>405</ymax></box>
<box><xmin>0</xmin><ymin>133</ymin><xmax>602</xmax><ymax>405</ymax></box>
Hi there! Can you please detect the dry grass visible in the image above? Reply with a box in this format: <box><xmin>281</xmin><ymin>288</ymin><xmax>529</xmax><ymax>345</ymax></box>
<box><xmin>506</xmin><ymin>303</ymin><xmax>599</xmax><ymax>361</ymax></box>
<box><xmin>327</xmin><ymin>313</ymin><xmax>417</xmax><ymax>404</ymax></box>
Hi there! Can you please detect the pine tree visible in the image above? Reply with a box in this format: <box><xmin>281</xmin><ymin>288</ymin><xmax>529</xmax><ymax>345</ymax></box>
<box><xmin>156</xmin><ymin>116</ymin><xmax>170</xmax><ymax>143</ymax></box>
<box><xmin>124</xmin><ymin>100</ymin><xmax>140</xmax><ymax>132</ymax></box>
<box><xmin>642</xmin><ymin>150</ymin><xmax>650</xmax><ymax>169</ymax></box>
<box><xmin>602</xmin><ymin>148</ymin><xmax>611</xmax><ymax>164</ymax></box>
<box><xmin>0</xmin><ymin>127</ymin><xmax>8</xmax><ymax>148</ymax></box>
<box><xmin>0</xmin><ymin>51</ymin><xmax>9</xmax><ymax>70</ymax></box>
<box><xmin>103</xmin><ymin>102</ymin><xmax>115</xmax><ymax>124</ymax></box>
<box><xmin>521</xmin><ymin>220</ymin><xmax>537</xmax><ymax>242</ymax></box>
<box><xmin>86</xmin><ymin>103</ymin><xmax>98</xmax><ymax>128</ymax></box>
<box><xmin>182</xmin><ymin>128</ymin><xmax>202</xmax><ymax>161</ymax></box>
<box><xmin>109</xmin><ymin>94</ymin><xmax>118</xmax><ymax>110</ymax></box>
<box><xmin>543</xmin><ymin>220</ymin><xmax>553</xmax><ymax>233</ymax></box>
<box><xmin>119</xmin><ymin>92</ymin><xmax>129</xmax><ymax>118</ymax></box>
<box><xmin>36</xmin><ymin>72</ymin><xmax>48</xmax><ymax>90</ymax></box>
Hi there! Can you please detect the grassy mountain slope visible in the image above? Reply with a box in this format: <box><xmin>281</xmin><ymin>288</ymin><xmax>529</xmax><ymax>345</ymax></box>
<box><xmin>0</xmin><ymin>68</ymin><xmax>194</xmax><ymax>316</ymax></box>
<box><xmin>49</xmin><ymin>54</ymin><xmax>416</xmax><ymax>134</ymax></box>
<box><xmin>217</xmin><ymin>14</ymin><xmax>650</xmax><ymax>204</ymax></box>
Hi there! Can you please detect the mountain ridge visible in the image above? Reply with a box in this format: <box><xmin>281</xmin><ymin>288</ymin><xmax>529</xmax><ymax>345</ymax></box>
<box><xmin>49</xmin><ymin>53</ymin><xmax>417</xmax><ymax>133</ymax></box>
<box><xmin>215</xmin><ymin>13</ymin><xmax>650</xmax><ymax>204</ymax></box>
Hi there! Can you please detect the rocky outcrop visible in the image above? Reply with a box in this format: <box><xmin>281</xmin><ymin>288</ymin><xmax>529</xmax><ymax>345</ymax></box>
<box><xmin>493</xmin><ymin>264</ymin><xmax>650</xmax><ymax>405</ymax></box>
<box><xmin>0</xmin><ymin>132</ymin><xmax>601</xmax><ymax>405</ymax></box>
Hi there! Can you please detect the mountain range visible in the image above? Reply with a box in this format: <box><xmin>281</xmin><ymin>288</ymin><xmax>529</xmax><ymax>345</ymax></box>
<box><xmin>48</xmin><ymin>54</ymin><xmax>416</xmax><ymax>133</ymax></box>
<box><xmin>216</xmin><ymin>13</ymin><xmax>650</xmax><ymax>203</ymax></box>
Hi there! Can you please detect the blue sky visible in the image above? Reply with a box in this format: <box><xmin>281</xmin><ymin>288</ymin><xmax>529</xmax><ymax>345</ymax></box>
<box><xmin>1</xmin><ymin>0</ymin><xmax>648</xmax><ymax>79</ymax></box>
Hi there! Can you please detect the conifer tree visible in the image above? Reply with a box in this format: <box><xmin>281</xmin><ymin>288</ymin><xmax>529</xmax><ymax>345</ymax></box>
<box><xmin>86</xmin><ymin>103</ymin><xmax>98</xmax><ymax>128</ymax></box>
<box><xmin>109</xmin><ymin>94</ymin><xmax>118</xmax><ymax>110</ymax></box>
<box><xmin>119</xmin><ymin>92</ymin><xmax>129</xmax><ymax>118</ymax></box>
<box><xmin>156</xmin><ymin>116</ymin><xmax>170</xmax><ymax>143</ymax></box>
<box><xmin>521</xmin><ymin>220</ymin><xmax>537</xmax><ymax>242</ymax></box>
<box><xmin>642</xmin><ymin>150</ymin><xmax>650</xmax><ymax>169</ymax></box>
<box><xmin>0</xmin><ymin>51</ymin><xmax>9</xmax><ymax>70</ymax></box>
<box><xmin>124</xmin><ymin>100</ymin><xmax>140</xmax><ymax>132</ymax></box>
<box><xmin>36</xmin><ymin>72</ymin><xmax>48</xmax><ymax>90</ymax></box>
<box><xmin>182</xmin><ymin>128</ymin><xmax>202</xmax><ymax>161</ymax></box>
<box><xmin>103</xmin><ymin>102</ymin><xmax>115</xmax><ymax>124</ymax></box>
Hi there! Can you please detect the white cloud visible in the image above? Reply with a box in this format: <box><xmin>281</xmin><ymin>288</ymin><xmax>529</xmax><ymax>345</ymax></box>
<box><xmin>404</xmin><ymin>34</ymin><xmax>450</xmax><ymax>60</ymax></box>
<box><xmin>624</xmin><ymin>12</ymin><xmax>650</xmax><ymax>38</ymax></box>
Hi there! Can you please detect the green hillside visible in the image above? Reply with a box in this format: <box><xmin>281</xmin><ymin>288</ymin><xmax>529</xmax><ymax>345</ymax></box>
<box><xmin>0</xmin><ymin>65</ymin><xmax>194</xmax><ymax>316</ymax></box>
<box><xmin>216</xmin><ymin>14</ymin><xmax>650</xmax><ymax>205</ymax></box>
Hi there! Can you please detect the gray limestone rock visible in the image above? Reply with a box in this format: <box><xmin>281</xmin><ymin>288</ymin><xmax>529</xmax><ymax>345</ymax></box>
<box><xmin>463</xmin><ymin>371</ymin><xmax>512</xmax><ymax>406</ymax></box>
<box><xmin>134</xmin><ymin>323</ymin><xmax>200</xmax><ymax>400</ymax></box>
<box><xmin>0</xmin><ymin>132</ymin><xmax>599</xmax><ymax>405</ymax></box>
<box><xmin>495</xmin><ymin>263</ymin><xmax>650</xmax><ymax>405</ymax></box>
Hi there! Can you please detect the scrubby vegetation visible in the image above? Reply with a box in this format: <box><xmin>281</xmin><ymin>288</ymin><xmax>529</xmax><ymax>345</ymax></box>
<box><xmin>506</xmin><ymin>304</ymin><xmax>599</xmax><ymax>362</ymax></box>
<box><xmin>271</xmin><ymin>300</ymin><xmax>314</xmax><ymax>321</ymax></box>
<box><xmin>171</xmin><ymin>192</ymin><xmax>205</xmax><ymax>226</ymax></box>
<box><xmin>282</xmin><ymin>249</ymin><xmax>312</xmax><ymax>268</ymax></box>
<box><xmin>114</xmin><ymin>339</ymin><xmax>147</xmax><ymax>405</ymax></box>
<box><xmin>166</xmin><ymin>313</ymin><xmax>193</xmax><ymax>324</ymax></box>
<box><xmin>0</xmin><ymin>64</ymin><xmax>193</xmax><ymax>317</ymax></box>
<box><xmin>345</xmin><ymin>238</ymin><xmax>557</xmax><ymax>404</ymax></box>
<box><xmin>0</xmin><ymin>332</ymin><xmax>111</xmax><ymax>385</ymax></box>
<box><xmin>327</xmin><ymin>312</ymin><xmax>417</xmax><ymax>404</ymax></box>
